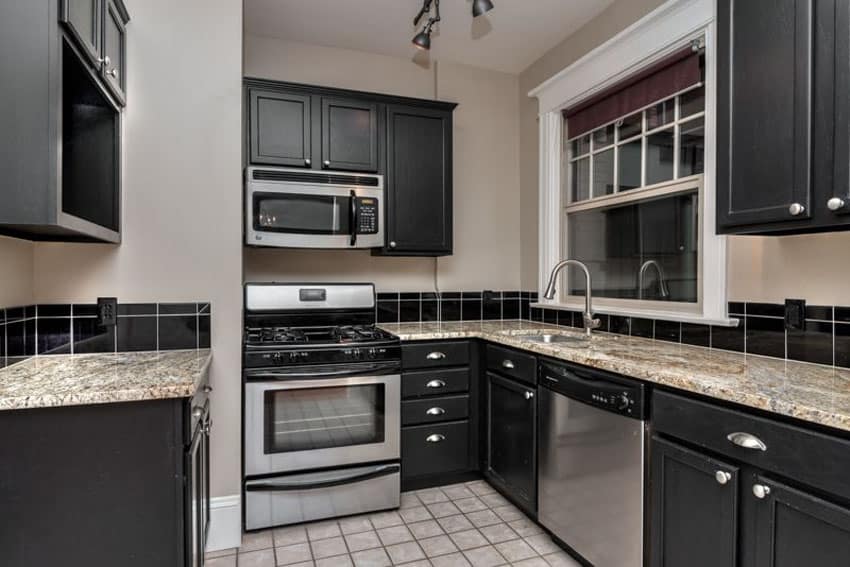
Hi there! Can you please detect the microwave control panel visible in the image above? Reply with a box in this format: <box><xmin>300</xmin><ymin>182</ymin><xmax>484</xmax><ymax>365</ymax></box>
<box><xmin>356</xmin><ymin>198</ymin><xmax>379</xmax><ymax>234</ymax></box>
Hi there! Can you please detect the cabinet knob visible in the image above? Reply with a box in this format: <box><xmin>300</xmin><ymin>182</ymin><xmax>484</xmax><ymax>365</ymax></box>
<box><xmin>107</xmin><ymin>68</ymin><xmax>118</xmax><ymax>78</ymax></box>
<box><xmin>323</xmin><ymin>160</ymin><xmax>331</xmax><ymax>167</ymax></box>
<box><xmin>524</xmin><ymin>391</ymin><xmax>534</xmax><ymax>400</ymax></box>
<box><xmin>304</xmin><ymin>158</ymin><xmax>312</xmax><ymax>166</ymax></box>
<box><xmin>426</xmin><ymin>407</ymin><xmax>445</xmax><ymax>416</ymax></box>
<box><xmin>426</xmin><ymin>379</ymin><xmax>446</xmax><ymax>389</ymax></box>
<box><xmin>389</xmin><ymin>241</ymin><xmax>397</xmax><ymax>248</ymax></box>
<box><xmin>788</xmin><ymin>203</ymin><xmax>806</xmax><ymax>216</ymax></box>
<box><xmin>203</xmin><ymin>419</ymin><xmax>213</xmax><ymax>435</ymax></box>
<box><xmin>426</xmin><ymin>434</ymin><xmax>445</xmax><ymax>443</ymax></box>
<box><xmin>752</xmin><ymin>484</ymin><xmax>771</xmax><ymax>499</ymax></box>
<box><xmin>502</xmin><ymin>360</ymin><xmax>515</xmax><ymax>369</ymax></box>
<box><xmin>828</xmin><ymin>197</ymin><xmax>846</xmax><ymax>211</ymax></box>
<box><xmin>715</xmin><ymin>470</ymin><xmax>732</xmax><ymax>485</ymax></box>
<box><xmin>192</xmin><ymin>407</ymin><xmax>204</xmax><ymax>419</ymax></box>
<box><xmin>98</xmin><ymin>56</ymin><xmax>111</xmax><ymax>66</ymax></box>
<box><xmin>203</xmin><ymin>385</ymin><xmax>213</xmax><ymax>394</ymax></box>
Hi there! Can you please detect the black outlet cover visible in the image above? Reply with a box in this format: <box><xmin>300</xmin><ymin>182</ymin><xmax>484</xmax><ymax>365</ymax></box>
<box><xmin>97</xmin><ymin>297</ymin><xmax>118</xmax><ymax>327</ymax></box>
<box><xmin>784</xmin><ymin>299</ymin><xmax>806</xmax><ymax>331</ymax></box>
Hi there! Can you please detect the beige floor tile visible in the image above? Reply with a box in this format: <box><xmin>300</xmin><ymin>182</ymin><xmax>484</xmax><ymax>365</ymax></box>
<box><xmin>448</xmin><ymin>529</ymin><xmax>489</xmax><ymax>551</ymax></box>
<box><xmin>419</xmin><ymin>535</ymin><xmax>460</xmax><ymax>558</ymax></box>
<box><xmin>400</xmin><ymin>505</ymin><xmax>433</xmax><ymax>524</ymax></box>
<box><xmin>345</xmin><ymin>530</ymin><xmax>382</xmax><ymax>552</ymax></box>
<box><xmin>479</xmin><ymin>493</ymin><xmax>510</xmax><ymax>509</ymax></box>
<box><xmin>464</xmin><ymin>510</ymin><xmax>501</xmax><ymax>528</ymax></box>
<box><xmin>436</xmin><ymin>514</ymin><xmax>474</xmax><ymax>534</ymax></box>
<box><xmin>241</xmin><ymin>531</ymin><xmax>275</xmax><ymax>552</ymax></box>
<box><xmin>206</xmin><ymin>556</ymin><xmax>237</xmax><ymax>567</ymax></box>
<box><xmin>478</xmin><ymin>523</ymin><xmax>518</xmax><ymax>545</ymax></box>
<box><xmin>426</xmin><ymin>502</ymin><xmax>461</xmax><ymax>519</ymax></box>
<box><xmin>494</xmin><ymin>539</ymin><xmax>536</xmax><ymax>563</ymax></box>
<box><xmin>276</xmin><ymin>542</ymin><xmax>313</xmax><ymax>566</ymax></box>
<box><xmin>454</xmin><ymin>497</ymin><xmax>488</xmax><ymax>514</ymax></box>
<box><xmin>441</xmin><ymin>485</ymin><xmax>475</xmax><ymax>500</ymax></box>
<box><xmin>416</xmin><ymin>488</ymin><xmax>449</xmax><ymax>504</ymax></box>
<box><xmin>316</xmin><ymin>554</ymin><xmax>353</xmax><ymax>567</ymax></box>
<box><xmin>430</xmin><ymin>552</ymin><xmax>472</xmax><ymax>567</ymax></box>
<box><xmin>491</xmin><ymin>505</ymin><xmax>523</xmax><ymax>523</ymax></box>
<box><xmin>464</xmin><ymin>481</ymin><xmax>496</xmax><ymax>497</ymax></box>
<box><xmin>408</xmin><ymin>519</ymin><xmax>445</xmax><ymax>540</ymax></box>
<box><xmin>283</xmin><ymin>562</ymin><xmax>314</xmax><ymax>567</ymax></box>
<box><xmin>238</xmin><ymin>548</ymin><xmax>276</xmax><ymax>567</ymax></box>
<box><xmin>311</xmin><ymin>536</ymin><xmax>347</xmax><ymax>560</ymax></box>
<box><xmin>306</xmin><ymin>520</ymin><xmax>342</xmax><ymax>541</ymax></box>
<box><xmin>400</xmin><ymin>561</ymin><xmax>432</xmax><ymax>567</ymax></box>
<box><xmin>340</xmin><ymin>516</ymin><xmax>374</xmax><ymax>535</ymax></box>
<box><xmin>542</xmin><ymin>551</ymin><xmax>583</xmax><ymax>567</ymax></box>
<box><xmin>507</xmin><ymin>519</ymin><xmax>542</xmax><ymax>538</ymax></box>
<box><xmin>462</xmin><ymin>545</ymin><xmax>506</xmax><ymax>567</ymax></box>
<box><xmin>377</xmin><ymin>525</ymin><xmax>414</xmax><ymax>546</ymax></box>
<box><xmin>273</xmin><ymin>525</ymin><xmax>308</xmax><ymax>547</ymax></box>
<box><xmin>386</xmin><ymin>541</ymin><xmax>427</xmax><ymax>565</ymax></box>
<box><xmin>370</xmin><ymin>511</ymin><xmax>404</xmax><ymax>529</ymax></box>
<box><xmin>351</xmin><ymin>547</ymin><xmax>392</xmax><ymax>567</ymax></box>
<box><xmin>207</xmin><ymin>547</ymin><xmax>238</xmax><ymax>558</ymax></box>
<box><xmin>523</xmin><ymin>534</ymin><xmax>559</xmax><ymax>556</ymax></box>
<box><xmin>512</xmin><ymin>557</ymin><xmax>549</xmax><ymax>567</ymax></box>
<box><xmin>400</xmin><ymin>492</ymin><xmax>422</xmax><ymax>509</ymax></box>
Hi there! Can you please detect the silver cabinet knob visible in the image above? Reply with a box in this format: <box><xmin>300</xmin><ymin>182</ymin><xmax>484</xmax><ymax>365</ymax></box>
<box><xmin>727</xmin><ymin>432</ymin><xmax>767</xmax><ymax>451</ymax></box>
<box><xmin>203</xmin><ymin>419</ymin><xmax>213</xmax><ymax>435</ymax></box>
<box><xmin>788</xmin><ymin>202</ymin><xmax>806</xmax><ymax>216</ymax></box>
<box><xmin>426</xmin><ymin>434</ymin><xmax>445</xmax><ymax>443</ymax></box>
<box><xmin>426</xmin><ymin>407</ymin><xmax>445</xmax><ymax>416</ymax></box>
<box><xmin>107</xmin><ymin>68</ymin><xmax>118</xmax><ymax>78</ymax></box>
<box><xmin>323</xmin><ymin>160</ymin><xmax>331</xmax><ymax>167</ymax></box>
<box><xmin>304</xmin><ymin>158</ymin><xmax>312</xmax><ymax>166</ymax></box>
<box><xmin>502</xmin><ymin>360</ymin><xmax>515</xmax><ymax>369</ymax></box>
<box><xmin>426</xmin><ymin>351</ymin><xmax>446</xmax><ymax>360</ymax></box>
<box><xmin>715</xmin><ymin>471</ymin><xmax>732</xmax><ymax>485</ymax></box>
<box><xmin>753</xmin><ymin>484</ymin><xmax>771</xmax><ymax>499</ymax></box>
<box><xmin>98</xmin><ymin>56</ymin><xmax>111</xmax><ymax>66</ymax></box>
<box><xmin>192</xmin><ymin>407</ymin><xmax>204</xmax><ymax>419</ymax></box>
<box><xmin>426</xmin><ymin>379</ymin><xmax>446</xmax><ymax>389</ymax></box>
<box><xmin>389</xmin><ymin>241</ymin><xmax>397</xmax><ymax>248</ymax></box>
<box><xmin>203</xmin><ymin>385</ymin><xmax>213</xmax><ymax>393</ymax></box>
<box><xmin>524</xmin><ymin>391</ymin><xmax>534</xmax><ymax>400</ymax></box>
<box><xmin>828</xmin><ymin>197</ymin><xmax>846</xmax><ymax>211</ymax></box>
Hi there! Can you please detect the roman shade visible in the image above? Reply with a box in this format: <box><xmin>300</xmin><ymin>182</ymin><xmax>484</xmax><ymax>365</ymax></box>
<box><xmin>563</xmin><ymin>45</ymin><xmax>702</xmax><ymax>138</ymax></box>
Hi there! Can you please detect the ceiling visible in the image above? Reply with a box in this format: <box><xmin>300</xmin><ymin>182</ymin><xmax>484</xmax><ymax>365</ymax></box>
<box><xmin>243</xmin><ymin>0</ymin><xmax>617</xmax><ymax>74</ymax></box>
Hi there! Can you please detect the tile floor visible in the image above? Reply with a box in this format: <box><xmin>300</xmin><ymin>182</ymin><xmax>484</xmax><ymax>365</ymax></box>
<box><xmin>206</xmin><ymin>480</ymin><xmax>582</xmax><ymax>567</ymax></box>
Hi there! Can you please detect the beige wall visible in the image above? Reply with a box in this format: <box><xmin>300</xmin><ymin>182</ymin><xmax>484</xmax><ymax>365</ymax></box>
<box><xmin>518</xmin><ymin>0</ymin><xmax>850</xmax><ymax>305</ymax></box>
<box><xmin>32</xmin><ymin>0</ymin><xmax>243</xmax><ymax>498</ymax></box>
<box><xmin>243</xmin><ymin>36</ymin><xmax>522</xmax><ymax>292</ymax></box>
<box><xmin>0</xmin><ymin>236</ymin><xmax>34</xmax><ymax>308</ymax></box>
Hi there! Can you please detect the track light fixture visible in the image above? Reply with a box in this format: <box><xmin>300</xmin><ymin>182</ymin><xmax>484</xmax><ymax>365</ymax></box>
<box><xmin>412</xmin><ymin>0</ymin><xmax>494</xmax><ymax>51</ymax></box>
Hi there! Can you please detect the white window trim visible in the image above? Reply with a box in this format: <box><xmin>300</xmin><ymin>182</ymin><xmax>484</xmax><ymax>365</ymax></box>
<box><xmin>529</xmin><ymin>0</ymin><xmax>735</xmax><ymax>326</ymax></box>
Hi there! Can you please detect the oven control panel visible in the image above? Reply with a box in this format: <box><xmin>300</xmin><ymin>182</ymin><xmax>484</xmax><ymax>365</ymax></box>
<box><xmin>245</xmin><ymin>344</ymin><xmax>401</xmax><ymax>369</ymax></box>
<box><xmin>356</xmin><ymin>198</ymin><xmax>379</xmax><ymax>234</ymax></box>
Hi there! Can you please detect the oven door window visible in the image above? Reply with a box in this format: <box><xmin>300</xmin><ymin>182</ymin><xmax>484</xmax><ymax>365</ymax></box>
<box><xmin>254</xmin><ymin>193</ymin><xmax>351</xmax><ymax>235</ymax></box>
<box><xmin>264</xmin><ymin>384</ymin><xmax>386</xmax><ymax>454</ymax></box>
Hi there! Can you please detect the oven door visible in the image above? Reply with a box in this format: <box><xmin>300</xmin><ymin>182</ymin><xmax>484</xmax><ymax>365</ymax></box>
<box><xmin>246</xmin><ymin>184</ymin><xmax>384</xmax><ymax>249</ymax></box>
<box><xmin>245</xmin><ymin>365</ymin><xmax>400</xmax><ymax>476</ymax></box>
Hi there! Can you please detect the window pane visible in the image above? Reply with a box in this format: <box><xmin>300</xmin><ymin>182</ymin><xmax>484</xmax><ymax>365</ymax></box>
<box><xmin>680</xmin><ymin>85</ymin><xmax>705</xmax><ymax>117</ymax></box>
<box><xmin>645</xmin><ymin>128</ymin><xmax>674</xmax><ymax>185</ymax></box>
<box><xmin>618</xmin><ymin>140</ymin><xmax>642</xmax><ymax>191</ymax></box>
<box><xmin>646</xmin><ymin>98</ymin><xmax>674</xmax><ymax>130</ymax></box>
<box><xmin>617</xmin><ymin>112</ymin><xmax>642</xmax><ymax>140</ymax></box>
<box><xmin>592</xmin><ymin>124</ymin><xmax>615</xmax><ymax>149</ymax></box>
<box><xmin>593</xmin><ymin>148</ymin><xmax>615</xmax><ymax>197</ymax></box>
<box><xmin>571</xmin><ymin>157</ymin><xmax>590</xmax><ymax>202</ymax></box>
<box><xmin>570</xmin><ymin>134</ymin><xmax>590</xmax><ymax>156</ymax></box>
<box><xmin>679</xmin><ymin>117</ymin><xmax>705</xmax><ymax>177</ymax></box>
<box><xmin>566</xmin><ymin>191</ymin><xmax>699</xmax><ymax>303</ymax></box>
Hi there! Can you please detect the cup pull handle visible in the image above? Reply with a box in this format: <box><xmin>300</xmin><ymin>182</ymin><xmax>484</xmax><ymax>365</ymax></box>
<box><xmin>727</xmin><ymin>432</ymin><xmax>767</xmax><ymax>451</ymax></box>
<box><xmin>426</xmin><ymin>380</ymin><xmax>446</xmax><ymax>389</ymax></box>
<box><xmin>502</xmin><ymin>360</ymin><xmax>515</xmax><ymax>369</ymax></box>
<box><xmin>426</xmin><ymin>434</ymin><xmax>445</xmax><ymax>443</ymax></box>
<box><xmin>426</xmin><ymin>351</ymin><xmax>446</xmax><ymax>360</ymax></box>
<box><xmin>426</xmin><ymin>407</ymin><xmax>446</xmax><ymax>416</ymax></box>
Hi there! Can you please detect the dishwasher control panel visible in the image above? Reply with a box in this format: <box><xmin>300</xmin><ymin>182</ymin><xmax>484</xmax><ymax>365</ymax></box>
<box><xmin>540</xmin><ymin>360</ymin><xmax>647</xmax><ymax>419</ymax></box>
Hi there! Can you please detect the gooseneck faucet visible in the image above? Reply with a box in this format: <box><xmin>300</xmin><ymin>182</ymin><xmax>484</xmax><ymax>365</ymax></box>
<box><xmin>638</xmin><ymin>260</ymin><xmax>670</xmax><ymax>300</ymax></box>
<box><xmin>543</xmin><ymin>259</ymin><xmax>601</xmax><ymax>336</ymax></box>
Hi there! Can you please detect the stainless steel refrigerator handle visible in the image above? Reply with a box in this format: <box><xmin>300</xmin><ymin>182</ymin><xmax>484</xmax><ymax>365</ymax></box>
<box><xmin>727</xmin><ymin>432</ymin><xmax>767</xmax><ymax>451</ymax></box>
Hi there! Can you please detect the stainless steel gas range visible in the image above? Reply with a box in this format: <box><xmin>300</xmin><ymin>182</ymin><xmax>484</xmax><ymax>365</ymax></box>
<box><xmin>242</xmin><ymin>283</ymin><xmax>401</xmax><ymax>530</ymax></box>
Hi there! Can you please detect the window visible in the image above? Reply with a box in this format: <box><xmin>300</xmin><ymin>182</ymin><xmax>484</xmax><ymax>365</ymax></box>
<box><xmin>562</xmin><ymin>83</ymin><xmax>706</xmax><ymax>312</ymax></box>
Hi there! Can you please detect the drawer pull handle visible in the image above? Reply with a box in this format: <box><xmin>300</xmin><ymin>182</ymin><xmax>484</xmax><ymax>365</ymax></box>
<box><xmin>715</xmin><ymin>471</ymin><xmax>732</xmax><ymax>485</ymax></box>
<box><xmin>426</xmin><ymin>379</ymin><xmax>446</xmax><ymax>389</ymax></box>
<box><xmin>426</xmin><ymin>434</ymin><xmax>445</xmax><ymax>443</ymax></box>
<box><xmin>524</xmin><ymin>391</ymin><xmax>534</xmax><ymax>400</ymax></box>
<box><xmin>727</xmin><ymin>432</ymin><xmax>767</xmax><ymax>451</ymax></box>
<box><xmin>426</xmin><ymin>351</ymin><xmax>447</xmax><ymax>360</ymax></box>
<box><xmin>502</xmin><ymin>360</ymin><xmax>515</xmax><ymax>369</ymax></box>
<box><xmin>426</xmin><ymin>407</ymin><xmax>446</xmax><ymax>416</ymax></box>
<box><xmin>753</xmin><ymin>484</ymin><xmax>771</xmax><ymax>499</ymax></box>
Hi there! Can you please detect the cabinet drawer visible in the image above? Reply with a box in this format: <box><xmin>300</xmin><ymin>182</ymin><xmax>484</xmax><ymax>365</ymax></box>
<box><xmin>402</xmin><ymin>341</ymin><xmax>469</xmax><ymax>369</ymax></box>
<box><xmin>653</xmin><ymin>390</ymin><xmax>850</xmax><ymax>501</ymax></box>
<box><xmin>486</xmin><ymin>344</ymin><xmax>536</xmax><ymax>385</ymax></box>
<box><xmin>402</xmin><ymin>421</ymin><xmax>470</xmax><ymax>479</ymax></box>
<box><xmin>402</xmin><ymin>368</ymin><xmax>469</xmax><ymax>399</ymax></box>
<box><xmin>402</xmin><ymin>395</ymin><xmax>469</xmax><ymax>426</ymax></box>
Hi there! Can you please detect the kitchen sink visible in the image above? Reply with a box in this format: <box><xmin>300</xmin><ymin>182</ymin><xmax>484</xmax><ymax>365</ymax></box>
<box><xmin>509</xmin><ymin>332</ymin><xmax>589</xmax><ymax>345</ymax></box>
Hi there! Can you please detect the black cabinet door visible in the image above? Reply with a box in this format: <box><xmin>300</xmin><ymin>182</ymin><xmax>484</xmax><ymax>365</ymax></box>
<box><xmin>750</xmin><ymin>476</ymin><xmax>850</xmax><ymax>567</ymax></box>
<box><xmin>101</xmin><ymin>0</ymin><xmax>127</xmax><ymax>106</ymax></box>
<box><xmin>384</xmin><ymin>104</ymin><xmax>453</xmax><ymax>256</ymax></box>
<box><xmin>717</xmin><ymin>0</ymin><xmax>815</xmax><ymax>232</ymax></box>
<box><xmin>249</xmin><ymin>89</ymin><xmax>312</xmax><ymax>168</ymax></box>
<box><xmin>321</xmin><ymin>97</ymin><xmax>379</xmax><ymax>172</ymax></box>
<box><xmin>61</xmin><ymin>0</ymin><xmax>101</xmax><ymax>65</ymax></box>
<box><xmin>829</xmin><ymin>0</ymin><xmax>850</xmax><ymax>221</ymax></box>
<box><xmin>650</xmin><ymin>435</ymin><xmax>739</xmax><ymax>567</ymax></box>
<box><xmin>486</xmin><ymin>372</ymin><xmax>536</xmax><ymax>514</ymax></box>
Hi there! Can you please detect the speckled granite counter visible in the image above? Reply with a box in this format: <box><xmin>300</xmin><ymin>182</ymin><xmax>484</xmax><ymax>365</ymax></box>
<box><xmin>0</xmin><ymin>349</ymin><xmax>212</xmax><ymax>411</ymax></box>
<box><xmin>379</xmin><ymin>320</ymin><xmax>850</xmax><ymax>433</ymax></box>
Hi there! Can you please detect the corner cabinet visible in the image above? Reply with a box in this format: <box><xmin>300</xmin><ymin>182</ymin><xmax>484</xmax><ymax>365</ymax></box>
<box><xmin>244</xmin><ymin>79</ymin><xmax>456</xmax><ymax>256</ymax></box>
<box><xmin>0</xmin><ymin>0</ymin><xmax>129</xmax><ymax>242</ymax></box>
<box><xmin>717</xmin><ymin>0</ymin><xmax>850</xmax><ymax>234</ymax></box>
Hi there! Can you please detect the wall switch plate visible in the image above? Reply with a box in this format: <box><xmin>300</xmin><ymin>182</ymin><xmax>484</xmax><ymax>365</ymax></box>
<box><xmin>97</xmin><ymin>297</ymin><xmax>118</xmax><ymax>327</ymax></box>
<box><xmin>784</xmin><ymin>299</ymin><xmax>806</xmax><ymax>331</ymax></box>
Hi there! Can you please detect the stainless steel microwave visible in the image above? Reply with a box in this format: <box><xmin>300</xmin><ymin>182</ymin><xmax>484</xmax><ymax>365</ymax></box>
<box><xmin>245</xmin><ymin>167</ymin><xmax>384</xmax><ymax>249</ymax></box>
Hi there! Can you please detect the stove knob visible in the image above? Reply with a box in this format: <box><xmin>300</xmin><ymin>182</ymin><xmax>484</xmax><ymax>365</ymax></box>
<box><xmin>617</xmin><ymin>394</ymin><xmax>631</xmax><ymax>411</ymax></box>
<box><xmin>272</xmin><ymin>353</ymin><xmax>282</xmax><ymax>362</ymax></box>
<box><xmin>367</xmin><ymin>348</ymin><xmax>377</xmax><ymax>359</ymax></box>
<box><xmin>351</xmin><ymin>348</ymin><xmax>361</xmax><ymax>359</ymax></box>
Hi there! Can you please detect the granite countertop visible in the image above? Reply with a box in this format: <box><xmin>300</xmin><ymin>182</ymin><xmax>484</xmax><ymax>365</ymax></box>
<box><xmin>0</xmin><ymin>349</ymin><xmax>212</xmax><ymax>411</ymax></box>
<box><xmin>379</xmin><ymin>320</ymin><xmax>850</xmax><ymax>434</ymax></box>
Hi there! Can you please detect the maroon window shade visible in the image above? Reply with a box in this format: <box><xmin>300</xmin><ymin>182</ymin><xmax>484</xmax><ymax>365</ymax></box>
<box><xmin>563</xmin><ymin>46</ymin><xmax>702</xmax><ymax>139</ymax></box>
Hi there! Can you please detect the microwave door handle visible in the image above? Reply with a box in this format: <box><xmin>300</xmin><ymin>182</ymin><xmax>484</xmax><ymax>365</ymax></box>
<box><xmin>349</xmin><ymin>190</ymin><xmax>358</xmax><ymax>247</ymax></box>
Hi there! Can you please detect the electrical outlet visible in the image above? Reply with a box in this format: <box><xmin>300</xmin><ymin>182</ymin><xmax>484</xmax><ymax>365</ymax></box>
<box><xmin>784</xmin><ymin>298</ymin><xmax>806</xmax><ymax>331</ymax></box>
<box><xmin>97</xmin><ymin>297</ymin><xmax>118</xmax><ymax>327</ymax></box>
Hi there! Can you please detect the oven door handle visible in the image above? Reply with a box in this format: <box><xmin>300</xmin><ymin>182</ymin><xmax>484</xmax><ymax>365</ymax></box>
<box><xmin>246</xmin><ymin>362</ymin><xmax>401</xmax><ymax>381</ymax></box>
<box><xmin>245</xmin><ymin>464</ymin><xmax>400</xmax><ymax>492</ymax></box>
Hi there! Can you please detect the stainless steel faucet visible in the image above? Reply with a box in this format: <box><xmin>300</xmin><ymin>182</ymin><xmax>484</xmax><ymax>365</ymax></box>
<box><xmin>542</xmin><ymin>259</ymin><xmax>601</xmax><ymax>336</ymax></box>
<box><xmin>637</xmin><ymin>260</ymin><xmax>670</xmax><ymax>300</ymax></box>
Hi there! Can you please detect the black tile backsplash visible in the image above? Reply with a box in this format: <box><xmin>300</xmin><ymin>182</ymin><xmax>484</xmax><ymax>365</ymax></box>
<box><xmin>0</xmin><ymin>301</ymin><xmax>211</xmax><ymax>367</ymax></box>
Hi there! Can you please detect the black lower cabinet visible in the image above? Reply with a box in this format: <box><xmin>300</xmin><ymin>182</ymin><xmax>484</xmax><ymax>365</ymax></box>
<box><xmin>485</xmin><ymin>372</ymin><xmax>536</xmax><ymax>516</ymax></box>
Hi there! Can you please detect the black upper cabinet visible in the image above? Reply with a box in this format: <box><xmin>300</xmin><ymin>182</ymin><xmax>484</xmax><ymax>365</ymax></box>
<box><xmin>0</xmin><ymin>0</ymin><xmax>128</xmax><ymax>242</ymax></box>
<box><xmin>382</xmin><ymin>105</ymin><xmax>454</xmax><ymax>256</ymax></box>
<box><xmin>717</xmin><ymin>0</ymin><xmax>850</xmax><ymax>234</ymax></box>
<box><xmin>250</xmin><ymin>89</ymin><xmax>313</xmax><ymax>168</ymax></box>
<box><xmin>649</xmin><ymin>435</ymin><xmax>739</xmax><ymax>567</ymax></box>
<box><xmin>321</xmin><ymin>97</ymin><xmax>379</xmax><ymax>172</ymax></box>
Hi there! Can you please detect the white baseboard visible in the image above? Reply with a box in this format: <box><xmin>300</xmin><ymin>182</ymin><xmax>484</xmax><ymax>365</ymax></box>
<box><xmin>206</xmin><ymin>494</ymin><xmax>242</xmax><ymax>552</ymax></box>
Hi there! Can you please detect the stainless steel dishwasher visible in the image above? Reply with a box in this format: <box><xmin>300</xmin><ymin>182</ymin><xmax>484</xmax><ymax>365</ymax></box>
<box><xmin>538</xmin><ymin>360</ymin><xmax>647</xmax><ymax>567</ymax></box>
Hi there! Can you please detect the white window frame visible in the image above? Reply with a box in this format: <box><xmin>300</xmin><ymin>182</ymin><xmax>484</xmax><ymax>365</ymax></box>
<box><xmin>529</xmin><ymin>0</ymin><xmax>734</xmax><ymax>326</ymax></box>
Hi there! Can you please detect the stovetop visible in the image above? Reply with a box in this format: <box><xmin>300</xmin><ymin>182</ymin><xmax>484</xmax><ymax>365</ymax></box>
<box><xmin>245</xmin><ymin>325</ymin><xmax>397</xmax><ymax>348</ymax></box>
